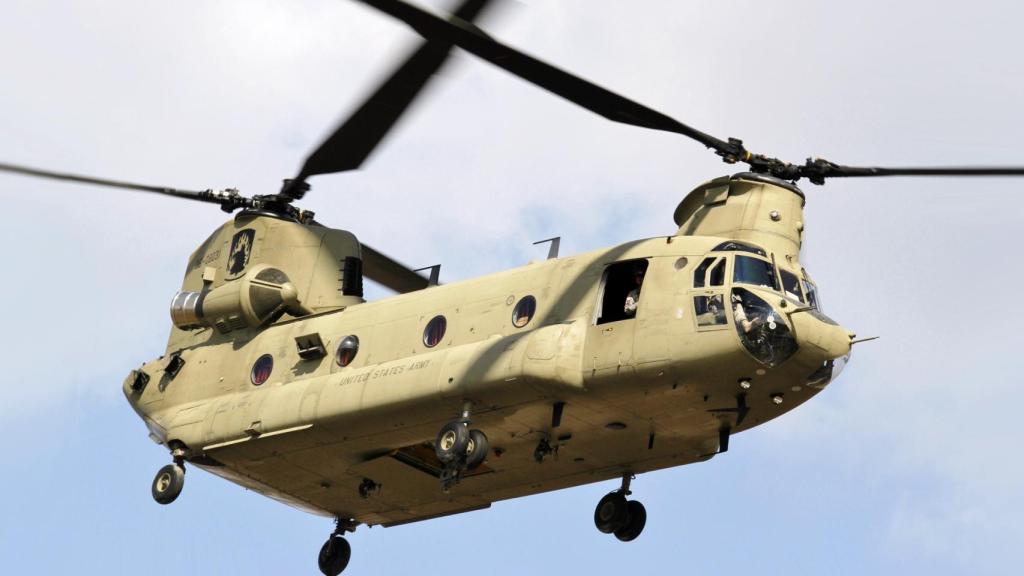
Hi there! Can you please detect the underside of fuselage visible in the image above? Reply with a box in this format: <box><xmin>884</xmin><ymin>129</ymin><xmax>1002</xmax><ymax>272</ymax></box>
<box><xmin>187</xmin><ymin>329</ymin><xmax>833</xmax><ymax>527</ymax></box>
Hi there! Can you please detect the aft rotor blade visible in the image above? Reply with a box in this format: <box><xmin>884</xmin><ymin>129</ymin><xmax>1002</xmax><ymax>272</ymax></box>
<box><xmin>361</xmin><ymin>242</ymin><xmax>431</xmax><ymax>293</ymax></box>
<box><xmin>0</xmin><ymin>161</ymin><xmax>246</xmax><ymax>209</ymax></box>
<box><xmin>289</xmin><ymin>0</ymin><xmax>498</xmax><ymax>194</ymax></box>
<box><xmin>354</xmin><ymin>0</ymin><xmax>737</xmax><ymax>156</ymax></box>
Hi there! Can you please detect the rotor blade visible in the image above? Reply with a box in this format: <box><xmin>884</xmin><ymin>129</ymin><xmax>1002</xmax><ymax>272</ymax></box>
<box><xmin>797</xmin><ymin>158</ymin><xmax>1024</xmax><ymax>184</ymax></box>
<box><xmin>0</xmin><ymin>161</ymin><xmax>247</xmax><ymax>209</ymax></box>
<box><xmin>816</xmin><ymin>165</ymin><xmax>1024</xmax><ymax>178</ymax></box>
<box><xmin>291</xmin><ymin>0</ymin><xmax>497</xmax><ymax>191</ymax></box>
<box><xmin>361</xmin><ymin>242</ymin><xmax>431</xmax><ymax>293</ymax></box>
<box><xmin>354</xmin><ymin>0</ymin><xmax>738</xmax><ymax>157</ymax></box>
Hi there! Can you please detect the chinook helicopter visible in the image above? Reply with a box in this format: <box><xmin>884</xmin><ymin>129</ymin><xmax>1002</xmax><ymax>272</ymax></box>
<box><xmin>3</xmin><ymin>1</ymin><xmax>1024</xmax><ymax>575</ymax></box>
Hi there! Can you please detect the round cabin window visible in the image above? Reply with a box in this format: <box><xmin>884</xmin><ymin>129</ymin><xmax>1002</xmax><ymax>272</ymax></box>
<box><xmin>512</xmin><ymin>295</ymin><xmax>537</xmax><ymax>328</ymax></box>
<box><xmin>423</xmin><ymin>315</ymin><xmax>447</xmax><ymax>348</ymax></box>
<box><xmin>336</xmin><ymin>335</ymin><xmax>360</xmax><ymax>367</ymax></box>
<box><xmin>250</xmin><ymin>354</ymin><xmax>273</xmax><ymax>386</ymax></box>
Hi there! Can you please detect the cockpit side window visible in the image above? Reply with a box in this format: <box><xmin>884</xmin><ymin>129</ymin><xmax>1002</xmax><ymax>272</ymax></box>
<box><xmin>693</xmin><ymin>257</ymin><xmax>715</xmax><ymax>288</ymax></box>
<box><xmin>733</xmin><ymin>255</ymin><xmax>779</xmax><ymax>291</ymax></box>
<box><xmin>803</xmin><ymin>279</ymin><xmax>821</xmax><ymax>311</ymax></box>
<box><xmin>780</xmin><ymin>269</ymin><xmax>804</xmax><ymax>303</ymax></box>
<box><xmin>709</xmin><ymin>259</ymin><xmax>726</xmax><ymax>287</ymax></box>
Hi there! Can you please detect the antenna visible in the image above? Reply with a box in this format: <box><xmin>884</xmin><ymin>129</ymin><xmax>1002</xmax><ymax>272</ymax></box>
<box><xmin>533</xmin><ymin>237</ymin><xmax>561</xmax><ymax>260</ymax></box>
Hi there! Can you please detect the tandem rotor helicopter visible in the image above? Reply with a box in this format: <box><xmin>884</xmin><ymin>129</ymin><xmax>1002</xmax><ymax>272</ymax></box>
<box><xmin>4</xmin><ymin>1</ymin><xmax>1024</xmax><ymax>574</ymax></box>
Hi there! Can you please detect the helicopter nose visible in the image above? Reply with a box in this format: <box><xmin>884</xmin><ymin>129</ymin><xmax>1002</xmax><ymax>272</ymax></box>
<box><xmin>789</xmin><ymin>311</ymin><xmax>852</xmax><ymax>363</ymax></box>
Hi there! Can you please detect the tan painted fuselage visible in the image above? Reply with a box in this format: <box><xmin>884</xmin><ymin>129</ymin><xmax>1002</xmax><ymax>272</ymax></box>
<box><xmin>124</xmin><ymin>173</ymin><xmax>851</xmax><ymax>527</ymax></box>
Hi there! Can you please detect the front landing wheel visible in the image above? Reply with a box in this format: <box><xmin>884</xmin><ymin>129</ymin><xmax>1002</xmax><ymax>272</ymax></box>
<box><xmin>318</xmin><ymin>535</ymin><xmax>351</xmax><ymax>576</ymax></box>
<box><xmin>151</xmin><ymin>463</ymin><xmax>185</xmax><ymax>505</ymax></box>
<box><xmin>465</xmin><ymin>429</ymin><xmax>489</xmax><ymax>470</ymax></box>
<box><xmin>613</xmin><ymin>500</ymin><xmax>647</xmax><ymax>542</ymax></box>
<box><xmin>435</xmin><ymin>421</ymin><xmax>470</xmax><ymax>464</ymax></box>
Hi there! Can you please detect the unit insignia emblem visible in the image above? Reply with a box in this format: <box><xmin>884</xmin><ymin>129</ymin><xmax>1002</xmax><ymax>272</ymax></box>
<box><xmin>228</xmin><ymin>229</ymin><xmax>256</xmax><ymax>275</ymax></box>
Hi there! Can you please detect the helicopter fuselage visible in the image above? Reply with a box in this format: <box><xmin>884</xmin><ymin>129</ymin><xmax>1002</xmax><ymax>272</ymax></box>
<box><xmin>124</xmin><ymin>173</ymin><xmax>851</xmax><ymax>526</ymax></box>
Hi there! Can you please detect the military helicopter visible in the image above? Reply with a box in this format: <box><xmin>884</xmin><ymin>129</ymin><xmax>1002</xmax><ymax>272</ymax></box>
<box><xmin>3</xmin><ymin>1</ymin><xmax>1024</xmax><ymax>575</ymax></box>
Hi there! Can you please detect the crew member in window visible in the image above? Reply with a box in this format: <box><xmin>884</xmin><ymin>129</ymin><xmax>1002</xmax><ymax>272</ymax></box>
<box><xmin>624</xmin><ymin>265</ymin><xmax>645</xmax><ymax>317</ymax></box>
<box><xmin>732</xmin><ymin>292</ymin><xmax>760</xmax><ymax>333</ymax></box>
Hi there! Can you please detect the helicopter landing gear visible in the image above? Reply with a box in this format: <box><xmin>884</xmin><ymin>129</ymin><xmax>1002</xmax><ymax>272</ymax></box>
<box><xmin>593</xmin><ymin>473</ymin><xmax>647</xmax><ymax>542</ymax></box>
<box><xmin>151</xmin><ymin>445</ymin><xmax>187</xmax><ymax>505</ymax></box>
<box><xmin>151</xmin><ymin>463</ymin><xmax>185</xmax><ymax>504</ymax></box>
<box><xmin>318</xmin><ymin>519</ymin><xmax>356</xmax><ymax>576</ymax></box>
<box><xmin>434</xmin><ymin>403</ymin><xmax>489</xmax><ymax>491</ymax></box>
<box><xmin>435</xmin><ymin>420</ymin><xmax>470</xmax><ymax>464</ymax></box>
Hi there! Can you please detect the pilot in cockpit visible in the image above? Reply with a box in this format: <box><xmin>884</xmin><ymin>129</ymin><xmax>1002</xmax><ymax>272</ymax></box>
<box><xmin>732</xmin><ymin>292</ymin><xmax>761</xmax><ymax>333</ymax></box>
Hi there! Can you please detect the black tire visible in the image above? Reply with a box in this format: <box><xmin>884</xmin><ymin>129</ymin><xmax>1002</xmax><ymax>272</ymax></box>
<box><xmin>435</xmin><ymin>421</ymin><xmax>470</xmax><ymax>464</ymax></box>
<box><xmin>318</xmin><ymin>536</ymin><xmax>351</xmax><ymax>576</ymax></box>
<box><xmin>593</xmin><ymin>491</ymin><xmax>629</xmax><ymax>534</ymax></box>
<box><xmin>614</xmin><ymin>500</ymin><xmax>647</xmax><ymax>542</ymax></box>
<box><xmin>151</xmin><ymin>463</ymin><xmax>185</xmax><ymax>505</ymax></box>
<box><xmin>465</xmin><ymin>429</ymin><xmax>489</xmax><ymax>470</ymax></box>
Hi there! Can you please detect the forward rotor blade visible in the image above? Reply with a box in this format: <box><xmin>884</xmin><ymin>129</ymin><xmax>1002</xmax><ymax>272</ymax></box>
<box><xmin>797</xmin><ymin>158</ymin><xmax>1024</xmax><ymax>184</ymax></box>
<box><xmin>0</xmin><ymin>161</ymin><xmax>247</xmax><ymax>209</ymax></box>
<box><xmin>361</xmin><ymin>242</ymin><xmax>431</xmax><ymax>293</ymax></box>
<box><xmin>814</xmin><ymin>165</ymin><xmax>1024</xmax><ymax>178</ymax></box>
<box><xmin>355</xmin><ymin>0</ymin><xmax>737</xmax><ymax>156</ymax></box>
<box><xmin>290</xmin><ymin>0</ymin><xmax>497</xmax><ymax>193</ymax></box>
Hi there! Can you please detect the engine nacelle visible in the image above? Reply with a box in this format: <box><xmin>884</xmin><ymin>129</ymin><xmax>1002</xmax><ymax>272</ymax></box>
<box><xmin>170</xmin><ymin>264</ymin><xmax>309</xmax><ymax>333</ymax></box>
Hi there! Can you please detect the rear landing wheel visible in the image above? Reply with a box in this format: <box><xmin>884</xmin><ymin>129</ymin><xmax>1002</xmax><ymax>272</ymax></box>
<box><xmin>151</xmin><ymin>463</ymin><xmax>185</xmax><ymax>505</ymax></box>
<box><xmin>318</xmin><ymin>535</ymin><xmax>351</xmax><ymax>576</ymax></box>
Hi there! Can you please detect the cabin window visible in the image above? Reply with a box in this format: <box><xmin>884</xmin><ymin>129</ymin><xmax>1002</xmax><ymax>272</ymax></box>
<box><xmin>512</xmin><ymin>296</ymin><xmax>537</xmax><ymax>328</ymax></box>
<box><xmin>335</xmin><ymin>335</ymin><xmax>360</xmax><ymax>367</ymax></box>
<box><xmin>250</xmin><ymin>354</ymin><xmax>273</xmax><ymax>386</ymax></box>
<box><xmin>423</xmin><ymin>315</ymin><xmax>447</xmax><ymax>348</ymax></box>
<box><xmin>733</xmin><ymin>255</ymin><xmax>779</xmax><ymax>290</ymax></box>
<box><xmin>596</xmin><ymin>260</ymin><xmax>648</xmax><ymax>325</ymax></box>
<box><xmin>780</xmin><ymin>269</ymin><xmax>804</xmax><ymax>303</ymax></box>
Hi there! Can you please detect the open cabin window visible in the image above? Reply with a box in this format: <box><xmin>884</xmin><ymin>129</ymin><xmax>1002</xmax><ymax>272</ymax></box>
<box><xmin>595</xmin><ymin>259</ymin><xmax>649</xmax><ymax>325</ymax></box>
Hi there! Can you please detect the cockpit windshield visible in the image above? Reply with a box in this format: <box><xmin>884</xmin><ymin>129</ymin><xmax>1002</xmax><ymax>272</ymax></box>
<box><xmin>733</xmin><ymin>255</ymin><xmax>779</xmax><ymax>291</ymax></box>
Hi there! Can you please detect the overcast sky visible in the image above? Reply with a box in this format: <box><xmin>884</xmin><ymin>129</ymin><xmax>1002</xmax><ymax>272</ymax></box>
<box><xmin>1</xmin><ymin>1</ymin><xmax>1022</xmax><ymax>574</ymax></box>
